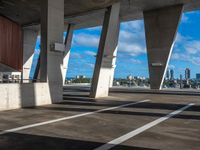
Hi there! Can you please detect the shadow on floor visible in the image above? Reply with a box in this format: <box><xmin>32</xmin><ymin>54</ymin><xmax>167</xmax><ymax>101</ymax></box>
<box><xmin>0</xmin><ymin>133</ymin><xmax>159</xmax><ymax>150</ymax></box>
<box><xmin>109</xmin><ymin>88</ymin><xmax>200</xmax><ymax>96</ymax></box>
<box><xmin>63</xmin><ymin>96</ymin><xmax>95</xmax><ymax>102</ymax></box>
<box><xmin>61</xmin><ymin>86</ymin><xmax>200</xmax><ymax>120</ymax></box>
<box><xmin>61</xmin><ymin>97</ymin><xmax>200</xmax><ymax>113</ymax></box>
<box><xmin>63</xmin><ymin>85</ymin><xmax>200</xmax><ymax>97</ymax></box>
<box><xmin>37</xmin><ymin>102</ymin><xmax>200</xmax><ymax>121</ymax></box>
<box><xmin>63</xmin><ymin>94</ymin><xmax>90</xmax><ymax>98</ymax></box>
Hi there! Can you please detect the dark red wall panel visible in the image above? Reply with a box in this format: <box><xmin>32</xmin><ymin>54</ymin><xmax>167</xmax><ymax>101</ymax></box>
<box><xmin>0</xmin><ymin>16</ymin><xmax>22</xmax><ymax>71</ymax></box>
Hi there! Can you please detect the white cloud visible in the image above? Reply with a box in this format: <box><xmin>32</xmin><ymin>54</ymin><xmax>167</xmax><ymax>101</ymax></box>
<box><xmin>168</xmin><ymin>64</ymin><xmax>175</xmax><ymax>69</ymax></box>
<box><xmin>180</xmin><ymin>11</ymin><xmax>200</xmax><ymax>24</ymax></box>
<box><xmin>172</xmin><ymin>32</ymin><xmax>200</xmax><ymax>66</ymax></box>
<box><xmin>119</xmin><ymin>30</ymin><xmax>134</xmax><ymax>40</ymax></box>
<box><xmin>121</xmin><ymin>20</ymin><xmax>143</xmax><ymax>31</ymax></box>
<box><xmin>84</xmin><ymin>50</ymin><xmax>96</xmax><ymax>56</ymax></box>
<box><xmin>172</xmin><ymin>53</ymin><xmax>200</xmax><ymax>66</ymax></box>
<box><xmin>72</xmin><ymin>20</ymin><xmax>146</xmax><ymax>58</ymax></box>
<box><xmin>74</xmin><ymin>33</ymin><xmax>100</xmax><ymax>47</ymax></box>
<box><xmin>119</xmin><ymin>30</ymin><xmax>145</xmax><ymax>42</ymax></box>
<box><xmin>130</xmin><ymin>59</ymin><xmax>142</xmax><ymax>64</ymax></box>
<box><xmin>175</xmin><ymin>32</ymin><xmax>186</xmax><ymax>43</ymax></box>
<box><xmin>118</xmin><ymin>42</ymin><xmax>146</xmax><ymax>56</ymax></box>
<box><xmin>118</xmin><ymin>20</ymin><xmax>146</xmax><ymax>57</ymax></box>
<box><xmin>70</xmin><ymin>53</ymin><xmax>82</xmax><ymax>59</ymax></box>
<box><xmin>86</xmin><ymin>63</ymin><xmax>94</xmax><ymax>68</ymax></box>
<box><xmin>184</xmin><ymin>41</ymin><xmax>200</xmax><ymax>54</ymax></box>
<box><xmin>34</xmin><ymin>49</ymin><xmax>40</xmax><ymax>54</ymax></box>
<box><xmin>85</xmin><ymin>26</ymin><xmax>102</xmax><ymax>31</ymax></box>
<box><xmin>181</xmin><ymin>14</ymin><xmax>189</xmax><ymax>23</ymax></box>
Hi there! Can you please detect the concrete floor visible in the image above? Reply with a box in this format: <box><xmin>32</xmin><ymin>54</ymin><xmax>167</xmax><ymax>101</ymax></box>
<box><xmin>0</xmin><ymin>86</ymin><xmax>199</xmax><ymax>150</ymax></box>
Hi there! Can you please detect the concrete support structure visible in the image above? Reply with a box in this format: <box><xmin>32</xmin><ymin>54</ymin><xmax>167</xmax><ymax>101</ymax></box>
<box><xmin>1</xmin><ymin>0</ymin><xmax>200</xmax><ymax>111</ymax></box>
<box><xmin>62</xmin><ymin>24</ymin><xmax>74</xmax><ymax>85</ymax></box>
<box><xmin>144</xmin><ymin>5</ymin><xmax>183</xmax><ymax>90</ymax></box>
<box><xmin>40</xmin><ymin>0</ymin><xmax>64</xmax><ymax>101</ymax></box>
<box><xmin>90</xmin><ymin>3</ymin><xmax>120</xmax><ymax>98</ymax></box>
<box><xmin>22</xmin><ymin>26</ymin><xmax>38</xmax><ymax>83</ymax></box>
<box><xmin>109</xmin><ymin>47</ymin><xmax>118</xmax><ymax>88</ymax></box>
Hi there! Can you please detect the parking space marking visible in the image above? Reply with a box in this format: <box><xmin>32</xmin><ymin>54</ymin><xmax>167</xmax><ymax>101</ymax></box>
<box><xmin>94</xmin><ymin>103</ymin><xmax>195</xmax><ymax>150</ymax></box>
<box><xmin>0</xmin><ymin>99</ymin><xmax>150</xmax><ymax>135</ymax></box>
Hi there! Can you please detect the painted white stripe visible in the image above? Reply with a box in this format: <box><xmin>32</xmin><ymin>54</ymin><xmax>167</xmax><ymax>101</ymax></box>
<box><xmin>0</xmin><ymin>99</ymin><xmax>150</xmax><ymax>135</ymax></box>
<box><xmin>95</xmin><ymin>103</ymin><xmax>195</xmax><ymax>150</ymax></box>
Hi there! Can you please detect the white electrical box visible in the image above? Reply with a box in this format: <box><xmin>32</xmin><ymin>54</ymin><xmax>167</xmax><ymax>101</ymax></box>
<box><xmin>51</xmin><ymin>43</ymin><xmax>65</xmax><ymax>52</ymax></box>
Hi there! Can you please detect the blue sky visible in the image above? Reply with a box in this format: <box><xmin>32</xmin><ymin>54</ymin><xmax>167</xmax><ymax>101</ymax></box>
<box><xmin>32</xmin><ymin>10</ymin><xmax>200</xmax><ymax>79</ymax></box>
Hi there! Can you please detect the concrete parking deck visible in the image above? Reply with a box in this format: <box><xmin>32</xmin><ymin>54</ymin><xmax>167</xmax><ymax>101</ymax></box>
<box><xmin>0</xmin><ymin>87</ymin><xmax>199</xmax><ymax>150</ymax></box>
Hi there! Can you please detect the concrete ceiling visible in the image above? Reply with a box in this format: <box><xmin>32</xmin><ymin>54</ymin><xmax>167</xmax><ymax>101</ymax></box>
<box><xmin>0</xmin><ymin>0</ymin><xmax>200</xmax><ymax>29</ymax></box>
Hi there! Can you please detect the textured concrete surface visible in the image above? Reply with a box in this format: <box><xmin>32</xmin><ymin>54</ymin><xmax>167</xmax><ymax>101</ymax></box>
<box><xmin>0</xmin><ymin>86</ymin><xmax>199</xmax><ymax>150</ymax></box>
<box><xmin>0</xmin><ymin>83</ymin><xmax>55</xmax><ymax>111</ymax></box>
<box><xmin>1</xmin><ymin>0</ymin><xmax>200</xmax><ymax>28</ymax></box>
<box><xmin>144</xmin><ymin>5</ymin><xmax>183</xmax><ymax>90</ymax></box>
<box><xmin>22</xmin><ymin>26</ymin><xmax>39</xmax><ymax>82</ymax></box>
<box><xmin>62</xmin><ymin>24</ymin><xmax>74</xmax><ymax>85</ymax></box>
<box><xmin>40</xmin><ymin>0</ymin><xmax>64</xmax><ymax>101</ymax></box>
<box><xmin>90</xmin><ymin>3</ymin><xmax>120</xmax><ymax>98</ymax></box>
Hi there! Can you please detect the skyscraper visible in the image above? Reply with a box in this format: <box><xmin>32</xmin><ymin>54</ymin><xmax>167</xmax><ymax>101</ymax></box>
<box><xmin>185</xmin><ymin>68</ymin><xmax>191</xmax><ymax>80</ymax></box>
<box><xmin>196</xmin><ymin>73</ymin><xmax>200</xmax><ymax>80</ymax></box>
<box><xmin>170</xmin><ymin>69</ymin><xmax>174</xmax><ymax>80</ymax></box>
<box><xmin>166</xmin><ymin>69</ymin><xmax>170</xmax><ymax>80</ymax></box>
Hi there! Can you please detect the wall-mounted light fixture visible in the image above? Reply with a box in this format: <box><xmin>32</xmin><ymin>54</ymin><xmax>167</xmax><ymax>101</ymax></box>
<box><xmin>152</xmin><ymin>63</ymin><xmax>163</xmax><ymax>67</ymax></box>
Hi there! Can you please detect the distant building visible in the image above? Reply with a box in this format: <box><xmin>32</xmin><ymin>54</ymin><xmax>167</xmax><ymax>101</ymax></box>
<box><xmin>196</xmin><ymin>73</ymin><xmax>200</xmax><ymax>80</ymax></box>
<box><xmin>180</xmin><ymin>74</ymin><xmax>183</xmax><ymax>80</ymax></box>
<box><xmin>166</xmin><ymin>69</ymin><xmax>170</xmax><ymax>80</ymax></box>
<box><xmin>127</xmin><ymin>75</ymin><xmax>133</xmax><ymax>81</ymax></box>
<box><xmin>185</xmin><ymin>68</ymin><xmax>190</xmax><ymax>80</ymax></box>
<box><xmin>170</xmin><ymin>69</ymin><xmax>174</xmax><ymax>80</ymax></box>
<box><xmin>76</xmin><ymin>75</ymin><xmax>86</xmax><ymax>79</ymax></box>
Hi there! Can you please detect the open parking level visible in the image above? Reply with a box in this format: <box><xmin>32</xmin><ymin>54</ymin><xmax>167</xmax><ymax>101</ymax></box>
<box><xmin>0</xmin><ymin>88</ymin><xmax>200</xmax><ymax>150</ymax></box>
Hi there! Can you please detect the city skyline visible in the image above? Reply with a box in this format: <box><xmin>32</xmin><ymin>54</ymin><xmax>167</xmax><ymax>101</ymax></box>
<box><xmin>165</xmin><ymin>67</ymin><xmax>200</xmax><ymax>80</ymax></box>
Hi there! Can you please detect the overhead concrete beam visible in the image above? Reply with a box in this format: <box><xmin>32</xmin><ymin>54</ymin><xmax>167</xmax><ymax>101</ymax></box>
<box><xmin>90</xmin><ymin>2</ymin><xmax>120</xmax><ymax>98</ymax></box>
<box><xmin>22</xmin><ymin>26</ymin><xmax>39</xmax><ymax>83</ymax></box>
<box><xmin>62</xmin><ymin>24</ymin><xmax>74</xmax><ymax>85</ymax></box>
<box><xmin>143</xmin><ymin>5</ymin><xmax>183</xmax><ymax>90</ymax></box>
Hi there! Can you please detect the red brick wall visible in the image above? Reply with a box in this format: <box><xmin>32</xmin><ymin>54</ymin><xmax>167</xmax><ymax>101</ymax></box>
<box><xmin>0</xmin><ymin>16</ymin><xmax>22</xmax><ymax>71</ymax></box>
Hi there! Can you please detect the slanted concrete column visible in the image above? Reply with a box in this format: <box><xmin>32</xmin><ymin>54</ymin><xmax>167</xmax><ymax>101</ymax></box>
<box><xmin>90</xmin><ymin>3</ymin><xmax>120</xmax><ymax>98</ymax></box>
<box><xmin>40</xmin><ymin>0</ymin><xmax>64</xmax><ymax>101</ymax></box>
<box><xmin>109</xmin><ymin>46</ymin><xmax>118</xmax><ymax>88</ymax></box>
<box><xmin>22</xmin><ymin>26</ymin><xmax>39</xmax><ymax>83</ymax></box>
<box><xmin>143</xmin><ymin>5</ymin><xmax>183</xmax><ymax>90</ymax></box>
<box><xmin>62</xmin><ymin>24</ymin><xmax>74</xmax><ymax>85</ymax></box>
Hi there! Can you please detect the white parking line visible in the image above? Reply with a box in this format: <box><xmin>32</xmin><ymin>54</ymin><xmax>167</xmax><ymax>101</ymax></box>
<box><xmin>94</xmin><ymin>103</ymin><xmax>195</xmax><ymax>150</ymax></box>
<box><xmin>0</xmin><ymin>99</ymin><xmax>150</xmax><ymax>135</ymax></box>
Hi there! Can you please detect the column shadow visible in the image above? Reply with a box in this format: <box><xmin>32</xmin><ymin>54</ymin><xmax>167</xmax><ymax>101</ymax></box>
<box><xmin>0</xmin><ymin>132</ymin><xmax>159</xmax><ymax>150</ymax></box>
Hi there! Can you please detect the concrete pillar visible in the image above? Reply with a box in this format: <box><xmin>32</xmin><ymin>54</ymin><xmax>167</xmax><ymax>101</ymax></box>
<box><xmin>90</xmin><ymin>3</ymin><xmax>120</xmax><ymax>98</ymax></box>
<box><xmin>143</xmin><ymin>5</ymin><xmax>183</xmax><ymax>90</ymax></box>
<box><xmin>109</xmin><ymin>46</ymin><xmax>118</xmax><ymax>87</ymax></box>
<box><xmin>40</xmin><ymin>0</ymin><xmax>64</xmax><ymax>101</ymax></box>
<box><xmin>22</xmin><ymin>26</ymin><xmax>39</xmax><ymax>83</ymax></box>
<box><xmin>62</xmin><ymin>24</ymin><xmax>74</xmax><ymax>85</ymax></box>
